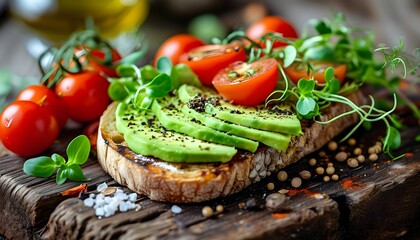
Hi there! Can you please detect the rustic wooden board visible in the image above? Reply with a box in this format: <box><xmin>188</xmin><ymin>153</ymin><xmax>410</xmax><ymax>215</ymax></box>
<box><xmin>1</xmin><ymin>113</ymin><xmax>419</xmax><ymax>240</ymax></box>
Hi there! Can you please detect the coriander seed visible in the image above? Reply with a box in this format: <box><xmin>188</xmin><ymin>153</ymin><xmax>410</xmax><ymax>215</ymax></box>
<box><xmin>353</xmin><ymin>147</ymin><xmax>362</xmax><ymax>156</ymax></box>
<box><xmin>369</xmin><ymin>153</ymin><xmax>378</xmax><ymax>161</ymax></box>
<box><xmin>347</xmin><ymin>158</ymin><xmax>359</xmax><ymax>168</ymax></box>
<box><xmin>277</xmin><ymin>171</ymin><xmax>288</xmax><ymax>182</ymax></box>
<box><xmin>348</xmin><ymin>138</ymin><xmax>356</xmax><ymax>146</ymax></box>
<box><xmin>331</xmin><ymin>174</ymin><xmax>339</xmax><ymax>181</ymax></box>
<box><xmin>202</xmin><ymin>206</ymin><xmax>213</xmax><ymax>218</ymax></box>
<box><xmin>308</xmin><ymin>158</ymin><xmax>317</xmax><ymax>166</ymax></box>
<box><xmin>335</xmin><ymin>151</ymin><xmax>347</xmax><ymax>162</ymax></box>
<box><xmin>291</xmin><ymin>177</ymin><xmax>302</xmax><ymax>188</ymax></box>
<box><xmin>267</xmin><ymin>182</ymin><xmax>275</xmax><ymax>191</ymax></box>
<box><xmin>326</xmin><ymin>166</ymin><xmax>335</xmax><ymax>175</ymax></box>
<box><xmin>299</xmin><ymin>170</ymin><xmax>311</xmax><ymax>180</ymax></box>
<box><xmin>328</xmin><ymin>141</ymin><xmax>338</xmax><ymax>151</ymax></box>
<box><xmin>315</xmin><ymin>167</ymin><xmax>325</xmax><ymax>175</ymax></box>
<box><xmin>357</xmin><ymin>155</ymin><xmax>365</xmax><ymax>163</ymax></box>
<box><xmin>323</xmin><ymin>176</ymin><xmax>331</xmax><ymax>182</ymax></box>
<box><xmin>216</xmin><ymin>205</ymin><xmax>224</xmax><ymax>213</ymax></box>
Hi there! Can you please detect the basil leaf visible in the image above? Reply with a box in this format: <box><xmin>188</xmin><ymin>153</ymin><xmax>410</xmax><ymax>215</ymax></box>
<box><xmin>66</xmin><ymin>164</ymin><xmax>86</xmax><ymax>181</ymax></box>
<box><xmin>283</xmin><ymin>45</ymin><xmax>297</xmax><ymax>68</ymax></box>
<box><xmin>156</xmin><ymin>56</ymin><xmax>172</xmax><ymax>75</ymax></box>
<box><xmin>304</xmin><ymin>45</ymin><xmax>334</xmax><ymax>61</ymax></box>
<box><xmin>52</xmin><ymin>153</ymin><xmax>66</xmax><ymax>166</ymax></box>
<box><xmin>146</xmin><ymin>73</ymin><xmax>172</xmax><ymax>98</ymax></box>
<box><xmin>23</xmin><ymin>156</ymin><xmax>57</xmax><ymax>178</ymax></box>
<box><xmin>56</xmin><ymin>166</ymin><xmax>68</xmax><ymax>185</ymax></box>
<box><xmin>171</xmin><ymin>64</ymin><xmax>202</xmax><ymax>89</ymax></box>
<box><xmin>66</xmin><ymin>135</ymin><xmax>90</xmax><ymax>165</ymax></box>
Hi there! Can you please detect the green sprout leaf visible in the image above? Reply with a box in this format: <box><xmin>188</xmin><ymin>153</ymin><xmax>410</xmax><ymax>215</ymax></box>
<box><xmin>283</xmin><ymin>45</ymin><xmax>297</xmax><ymax>68</ymax></box>
<box><xmin>145</xmin><ymin>73</ymin><xmax>173</xmax><ymax>98</ymax></box>
<box><xmin>66</xmin><ymin>135</ymin><xmax>90</xmax><ymax>165</ymax></box>
<box><xmin>156</xmin><ymin>56</ymin><xmax>172</xmax><ymax>75</ymax></box>
<box><xmin>56</xmin><ymin>166</ymin><xmax>68</xmax><ymax>185</ymax></box>
<box><xmin>297</xmin><ymin>79</ymin><xmax>315</xmax><ymax>94</ymax></box>
<box><xmin>23</xmin><ymin>156</ymin><xmax>57</xmax><ymax>178</ymax></box>
<box><xmin>66</xmin><ymin>164</ymin><xmax>87</xmax><ymax>182</ymax></box>
<box><xmin>51</xmin><ymin>153</ymin><xmax>66</xmax><ymax>166</ymax></box>
<box><xmin>297</xmin><ymin>96</ymin><xmax>317</xmax><ymax>116</ymax></box>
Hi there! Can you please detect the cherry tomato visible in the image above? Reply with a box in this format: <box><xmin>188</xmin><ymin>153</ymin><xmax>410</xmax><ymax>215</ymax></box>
<box><xmin>179</xmin><ymin>42</ymin><xmax>247</xmax><ymax>85</ymax></box>
<box><xmin>246</xmin><ymin>16</ymin><xmax>298</xmax><ymax>48</ymax></box>
<box><xmin>212</xmin><ymin>58</ymin><xmax>279</xmax><ymax>106</ymax></box>
<box><xmin>16</xmin><ymin>85</ymin><xmax>69</xmax><ymax>129</ymax></box>
<box><xmin>78</xmin><ymin>47</ymin><xmax>122</xmax><ymax>77</ymax></box>
<box><xmin>284</xmin><ymin>61</ymin><xmax>347</xmax><ymax>84</ymax></box>
<box><xmin>55</xmin><ymin>71</ymin><xmax>110</xmax><ymax>123</ymax></box>
<box><xmin>0</xmin><ymin>101</ymin><xmax>59</xmax><ymax>157</ymax></box>
<box><xmin>153</xmin><ymin>34</ymin><xmax>205</xmax><ymax>66</ymax></box>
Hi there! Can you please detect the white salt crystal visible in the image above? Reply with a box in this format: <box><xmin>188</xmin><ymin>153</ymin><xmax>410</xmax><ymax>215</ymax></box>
<box><xmin>128</xmin><ymin>193</ymin><xmax>137</xmax><ymax>202</ymax></box>
<box><xmin>119</xmin><ymin>202</ymin><xmax>129</xmax><ymax>212</ymax></box>
<box><xmin>84</xmin><ymin>198</ymin><xmax>94</xmax><ymax>207</ymax></box>
<box><xmin>95</xmin><ymin>207</ymin><xmax>105</xmax><ymax>217</ymax></box>
<box><xmin>104</xmin><ymin>196</ymin><xmax>112</xmax><ymax>204</ymax></box>
<box><xmin>171</xmin><ymin>205</ymin><xmax>182</xmax><ymax>214</ymax></box>
<box><xmin>97</xmin><ymin>182</ymin><xmax>108</xmax><ymax>192</ymax></box>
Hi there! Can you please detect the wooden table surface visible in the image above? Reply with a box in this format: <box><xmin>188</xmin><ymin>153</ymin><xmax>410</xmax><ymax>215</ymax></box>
<box><xmin>1</xmin><ymin>2</ymin><xmax>420</xmax><ymax>240</ymax></box>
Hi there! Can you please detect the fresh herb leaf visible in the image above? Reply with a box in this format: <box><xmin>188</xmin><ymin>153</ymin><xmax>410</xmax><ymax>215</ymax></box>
<box><xmin>22</xmin><ymin>135</ymin><xmax>90</xmax><ymax>185</ymax></box>
<box><xmin>23</xmin><ymin>156</ymin><xmax>56</xmax><ymax>177</ymax></box>
<box><xmin>66</xmin><ymin>135</ymin><xmax>90</xmax><ymax>165</ymax></box>
<box><xmin>145</xmin><ymin>73</ymin><xmax>173</xmax><ymax>98</ymax></box>
<box><xmin>283</xmin><ymin>45</ymin><xmax>297</xmax><ymax>68</ymax></box>
<box><xmin>156</xmin><ymin>56</ymin><xmax>172</xmax><ymax>75</ymax></box>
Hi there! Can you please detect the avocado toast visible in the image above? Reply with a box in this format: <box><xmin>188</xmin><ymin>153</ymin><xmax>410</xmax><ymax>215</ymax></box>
<box><xmin>97</xmin><ymin>85</ymin><xmax>363</xmax><ymax>202</ymax></box>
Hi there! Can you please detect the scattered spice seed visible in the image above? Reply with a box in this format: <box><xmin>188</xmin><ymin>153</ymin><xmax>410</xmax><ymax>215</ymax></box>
<box><xmin>323</xmin><ymin>176</ymin><xmax>331</xmax><ymax>182</ymax></box>
<box><xmin>369</xmin><ymin>153</ymin><xmax>379</xmax><ymax>161</ymax></box>
<box><xmin>348</xmin><ymin>138</ymin><xmax>357</xmax><ymax>146</ymax></box>
<box><xmin>327</xmin><ymin>141</ymin><xmax>338</xmax><ymax>151</ymax></box>
<box><xmin>327</xmin><ymin>162</ymin><xmax>334</xmax><ymax>167</ymax></box>
<box><xmin>315</xmin><ymin>167</ymin><xmax>325</xmax><ymax>175</ymax></box>
<box><xmin>102</xmin><ymin>187</ymin><xmax>117</xmax><ymax>196</ymax></box>
<box><xmin>308</xmin><ymin>158</ymin><xmax>317</xmax><ymax>166</ymax></box>
<box><xmin>202</xmin><ymin>206</ymin><xmax>213</xmax><ymax>218</ymax></box>
<box><xmin>277</xmin><ymin>171</ymin><xmax>288</xmax><ymax>182</ymax></box>
<box><xmin>216</xmin><ymin>205</ymin><xmax>224</xmax><ymax>213</ymax></box>
<box><xmin>291</xmin><ymin>177</ymin><xmax>302</xmax><ymax>188</ymax></box>
<box><xmin>278</xmin><ymin>189</ymin><xmax>289</xmax><ymax>194</ymax></box>
<box><xmin>347</xmin><ymin>158</ymin><xmax>359</xmax><ymax>168</ymax></box>
<box><xmin>267</xmin><ymin>182</ymin><xmax>275</xmax><ymax>191</ymax></box>
<box><xmin>326</xmin><ymin>166</ymin><xmax>335</xmax><ymax>175</ymax></box>
<box><xmin>331</xmin><ymin>174</ymin><xmax>339</xmax><ymax>181</ymax></box>
<box><xmin>299</xmin><ymin>170</ymin><xmax>311</xmax><ymax>180</ymax></box>
<box><xmin>353</xmin><ymin>147</ymin><xmax>362</xmax><ymax>156</ymax></box>
<box><xmin>357</xmin><ymin>155</ymin><xmax>365</xmax><ymax>163</ymax></box>
<box><xmin>318</xmin><ymin>151</ymin><xmax>327</xmax><ymax>157</ymax></box>
<box><xmin>335</xmin><ymin>151</ymin><xmax>347</xmax><ymax>162</ymax></box>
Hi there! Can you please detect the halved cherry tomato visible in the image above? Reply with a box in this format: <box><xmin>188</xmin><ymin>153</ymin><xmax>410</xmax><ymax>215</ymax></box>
<box><xmin>55</xmin><ymin>71</ymin><xmax>110</xmax><ymax>123</ymax></box>
<box><xmin>284</xmin><ymin>61</ymin><xmax>347</xmax><ymax>84</ymax></box>
<box><xmin>212</xmin><ymin>58</ymin><xmax>279</xmax><ymax>106</ymax></box>
<box><xmin>153</xmin><ymin>34</ymin><xmax>205</xmax><ymax>66</ymax></box>
<box><xmin>0</xmin><ymin>101</ymin><xmax>59</xmax><ymax>157</ymax></box>
<box><xmin>246</xmin><ymin>16</ymin><xmax>298</xmax><ymax>48</ymax></box>
<box><xmin>16</xmin><ymin>85</ymin><xmax>69</xmax><ymax>129</ymax></box>
<box><xmin>180</xmin><ymin>42</ymin><xmax>247</xmax><ymax>85</ymax></box>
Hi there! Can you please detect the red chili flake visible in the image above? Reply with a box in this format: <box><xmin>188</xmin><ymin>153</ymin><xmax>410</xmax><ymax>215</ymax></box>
<box><xmin>61</xmin><ymin>183</ymin><xmax>88</xmax><ymax>197</ymax></box>
<box><xmin>287</xmin><ymin>188</ymin><xmax>312</xmax><ymax>197</ymax></box>
<box><xmin>341</xmin><ymin>177</ymin><xmax>365</xmax><ymax>190</ymax></box>
<box><xmin>272</xmin><ymin>213</ymin><xmax>288</xmax><ymax>219</ymax></box>
<box><xmin>405</xmin><ymin>152</ymin><xmax>413</xmax><ymax>158</ymax></box>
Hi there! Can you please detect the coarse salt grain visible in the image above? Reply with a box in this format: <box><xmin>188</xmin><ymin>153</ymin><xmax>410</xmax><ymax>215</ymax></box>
<box><xmin>171</xmin><ymin>205</ymin><xmax>182</xmax><ymax>214</ymax></box>
<box><xmin>83</xmin><ymin>182</ymin><xmax>141</xmax><ymax>218</ymax></box>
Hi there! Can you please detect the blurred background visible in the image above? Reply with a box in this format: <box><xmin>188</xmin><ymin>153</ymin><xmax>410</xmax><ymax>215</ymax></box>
<box><xmin>0</xmin><ymin>0</ymin><xmax>419</xmax><ymax>78</ymax></box>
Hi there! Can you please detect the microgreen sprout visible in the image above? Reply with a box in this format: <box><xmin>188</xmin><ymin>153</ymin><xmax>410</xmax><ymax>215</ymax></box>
<box><xmin>23</xmin><ymin>135</ymin><xmax>90</xmax><ymax>185</ymax></box>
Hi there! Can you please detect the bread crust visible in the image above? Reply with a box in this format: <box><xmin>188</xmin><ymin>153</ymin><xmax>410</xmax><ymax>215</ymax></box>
<box><xmin>97</xmin><ymin>91</ymin><xmax>362</xmax><ymax>202</ymax></box>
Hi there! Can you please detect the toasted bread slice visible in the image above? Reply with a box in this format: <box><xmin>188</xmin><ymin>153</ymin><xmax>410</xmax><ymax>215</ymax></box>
<box><xmin>97</xmin><ymin>91</ymin><xmax>362</xmax><ymax>203</ymax></box>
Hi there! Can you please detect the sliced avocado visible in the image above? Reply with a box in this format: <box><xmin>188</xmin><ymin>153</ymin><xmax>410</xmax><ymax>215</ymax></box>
<box><xmin>116</xmin><ymin>101</ymin><xmax>237</xmax><ymax>163</ymax></box>
<box><xmin>151</xmin><ymin>96</ymin><xmax>259</xmax><ymax>152</ymax></box>
<box><xmin>175</xmin><ymin>100</ymin><xmax>291</xmax><ymax>151</ymax></box>
<box><xmin>178</xmin><ymin>84</ymin><xmax>302</xmax><ymax>135</ymax></box>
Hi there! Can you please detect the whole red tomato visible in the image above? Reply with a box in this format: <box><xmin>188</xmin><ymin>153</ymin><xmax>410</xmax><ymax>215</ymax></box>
<box><xmin>284</xmin><ymin>61</ymin><xmax>347</xmax><ymax>84</ymax></box>
<box><xmin>75</xmin><ymin>47</ymin><xmax>122</xmax><ymax>77</ymax></box>
<box><xmin>212</xmin><ymin>58</ymin><xmax>279</xmax><ymax>106</ymax></box>
<box><xmin>55</xmin><ymin>71</ymin><xmax>110</xmax><ymax>123</ymax></box>
<box><xmin>16</xmin><ymin>84</ymin><xmax>69</xmax><ymax>129</ymax></box>
<box><xmin>246</xmin><ymin>16</ymin><xmax>298</xmax><ymax>48</ymax></box>
<box><xmin>153</xmin><ymin>34</ymin><xmax>205</xmax><ymax>66</ymax></box>
<box><xmin>0</xmin><ymin>101</ymin><xmax>59</xmax><ymax>157</ymax></box>
<box><xmin>179</xmin><ymin>42</ymin><xmax>247</xmax><ymax>85</ymax></box>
